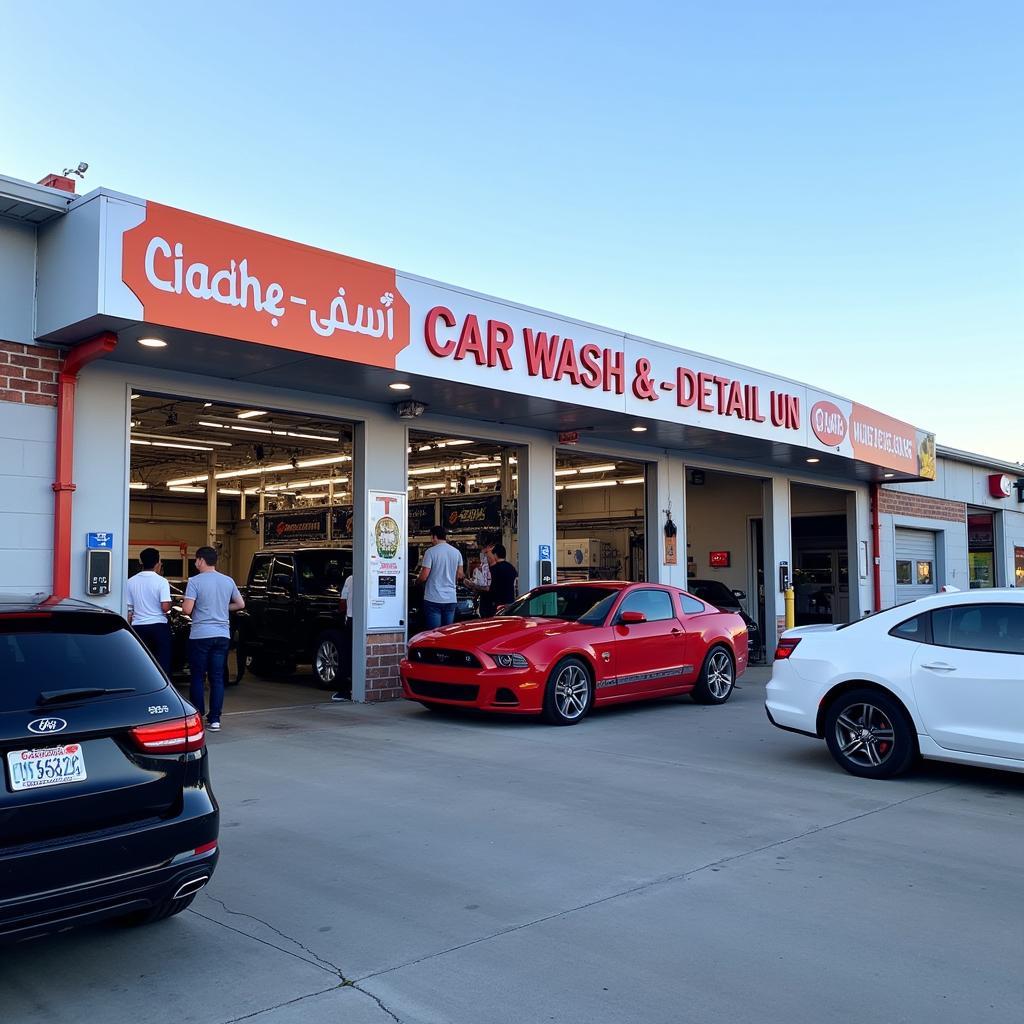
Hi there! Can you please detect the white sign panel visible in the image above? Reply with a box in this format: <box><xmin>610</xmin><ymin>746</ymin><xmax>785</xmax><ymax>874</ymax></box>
<box><xmin>367</xmin><ymin>491</ymin><xmax>405</xmax><ymax>631</ymax></box>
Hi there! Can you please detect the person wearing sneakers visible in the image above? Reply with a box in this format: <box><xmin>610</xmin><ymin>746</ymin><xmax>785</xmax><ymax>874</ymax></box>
<box><xmin>182</xmin><ymin>546</ymin><xmax>245</xmax><ymax>731</ymax></box>
<box><xmin>331</xmin><ymin>572</ymin><xmax>353</xmax><ymax>702</ymax></box>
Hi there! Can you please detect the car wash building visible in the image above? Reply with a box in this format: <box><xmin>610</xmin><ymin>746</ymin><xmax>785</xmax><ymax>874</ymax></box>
<box><xmin>0</xmin><ymin>170</ymin><xmax>939</xmax><ymax>701</ymax></box>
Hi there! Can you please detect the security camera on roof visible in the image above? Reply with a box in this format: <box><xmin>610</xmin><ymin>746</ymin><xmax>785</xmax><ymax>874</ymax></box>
<box><xmin>394</xmin><ymin>400</ymin><xmax>427</xmax><ymax>419</ymax></box>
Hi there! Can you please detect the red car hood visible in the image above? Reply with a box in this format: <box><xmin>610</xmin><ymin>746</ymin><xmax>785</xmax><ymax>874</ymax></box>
<box><xmin>410</xmin><ymin>616</ymin><xmax>592</xmax><ymax>652</ymax></box>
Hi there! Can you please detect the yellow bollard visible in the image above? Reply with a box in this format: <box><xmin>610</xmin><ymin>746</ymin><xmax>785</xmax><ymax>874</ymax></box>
<box><xmin>784</xmin><ymin>587</ymin><xmax>796</xmax><ymax>630</ymax></box>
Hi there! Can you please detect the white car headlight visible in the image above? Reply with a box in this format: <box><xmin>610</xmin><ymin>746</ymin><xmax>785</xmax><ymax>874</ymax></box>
<box><xmin>490</xmin><ymin>653</ymin><xmax>529</xmax><ymax>669</ymax></box>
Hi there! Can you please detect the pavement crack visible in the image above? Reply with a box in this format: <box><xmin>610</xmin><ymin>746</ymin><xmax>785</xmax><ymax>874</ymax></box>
<box><xmin>195</xmin><ymin>897</ymin><xmax>406</xmax><ymax>1021</ymax></box>
<box><xmin>194</xmin><ymin>895</ymin><xmax>343</xmax><ymax>976</ymax></box>
<box><xmin>218</xmin><ymin>983</ymin><xmax>344</xmax><ymax>1023</ymax></box>
<box><xmin>359</xmin><ymin>781</ymin><xmax>958</xmax><ymax>983</ymax></box>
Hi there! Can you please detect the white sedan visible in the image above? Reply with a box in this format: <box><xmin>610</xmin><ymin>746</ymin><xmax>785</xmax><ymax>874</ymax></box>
<box><xmin>766</xmin><ymin>589</ymin><xmax>1024</xmax><ymax>778</ymax></box>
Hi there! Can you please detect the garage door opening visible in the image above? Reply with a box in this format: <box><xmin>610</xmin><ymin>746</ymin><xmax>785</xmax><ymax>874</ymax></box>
<box><xmin>555</xmin><ymin>451</ymin><xmax>648</xmax><ymax>582</ymax></box>
<box><xmin>407</xmin><ymin>429</ymin><xmax>520</xmax><ymax>626</ymax></box>
<box><xmin>128</xmin><ymin>393</ymin><xmax>357</xmax><ymax>707</ymax></box>
<box><xmin>684</xmin><ymin>468</ymin><xmax>766</xmax><ymax>662</ymax></box>
<box><xmin>790</xmin><ymin>483</ymin><xmax>854</xmax><ymax>625</ymax></box>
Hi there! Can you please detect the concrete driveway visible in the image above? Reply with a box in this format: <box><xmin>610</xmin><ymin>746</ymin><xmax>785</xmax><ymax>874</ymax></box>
<box><xmin>5</xmin><ymin>669</ymin><xmax>1022</xmax><ymax>1023</ymax></box>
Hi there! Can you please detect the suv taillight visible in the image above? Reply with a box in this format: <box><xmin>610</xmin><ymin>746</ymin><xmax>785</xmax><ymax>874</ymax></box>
<box><xmin>774</xmin><ymin>637</ymin><xmax>802</xmax><ymax>660</ymax></box>
<box><xmin>130</xmin><ymin>713</ymin><xmax>205</xmax><ymax>753</ymax></box>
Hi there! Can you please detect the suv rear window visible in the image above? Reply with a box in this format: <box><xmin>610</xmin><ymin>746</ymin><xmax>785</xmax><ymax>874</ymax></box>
<box><xmin>0</xmin><ymin>613</ymin><xmax>166</xmax><ymax>713</ymax></box>
<box><xmin>297</xmin><ymin>551</ymin><xmax>352</xmax><ymax>594</ymax></box>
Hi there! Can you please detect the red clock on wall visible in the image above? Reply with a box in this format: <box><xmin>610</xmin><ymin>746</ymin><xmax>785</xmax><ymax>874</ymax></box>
<box><xmin>709</xmin><ymin>551</ymin><xmax>730</xmax><ymax>568</ymax></box>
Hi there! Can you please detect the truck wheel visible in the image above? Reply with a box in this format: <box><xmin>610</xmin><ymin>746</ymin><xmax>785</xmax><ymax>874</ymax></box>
<box><xmin>313</xmin><ymin>630</ymin><xmax>345</xmax><ymax>689</ymax></box>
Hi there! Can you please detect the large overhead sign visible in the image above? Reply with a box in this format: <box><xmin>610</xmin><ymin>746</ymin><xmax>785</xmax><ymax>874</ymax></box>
<box><xmin>115</xmin><ymin>200</ymin><xmax>935</xmax><ymax>478</ymax></box>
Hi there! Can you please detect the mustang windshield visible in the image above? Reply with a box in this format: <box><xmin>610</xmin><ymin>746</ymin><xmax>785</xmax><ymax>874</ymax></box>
<box><xmin>501</xmin><ymin>587</ymin><xmax>620</xmax><ymax>623</ymax></box>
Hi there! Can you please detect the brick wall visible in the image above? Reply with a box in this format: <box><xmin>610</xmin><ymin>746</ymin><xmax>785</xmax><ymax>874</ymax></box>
<box><xmin>878</xmin><ymin>488</ymin><xmax>966</xmax><ymax>523</ymax></box>
<box><xmin>0</xmin><ymin>341</ymin><xmax>62</xmax><ymax>407</ymax></box>
<box><xmin>364</xmin><ymin>630</ymin><xmax>406</xmax><ymax>701</ymax></box>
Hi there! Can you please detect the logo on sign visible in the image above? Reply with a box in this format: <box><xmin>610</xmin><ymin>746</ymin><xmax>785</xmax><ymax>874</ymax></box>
<box><xmin>810</xmin><ymin>401</ymin><xmax>848</xmax><ymax>447</ymax></box>
<box><xmin>27</xmin><ymin>718</ymin><xmax>68</xmax><ymax>735</ymax></box>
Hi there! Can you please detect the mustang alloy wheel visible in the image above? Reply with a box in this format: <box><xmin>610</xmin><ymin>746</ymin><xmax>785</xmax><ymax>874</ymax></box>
<box><xmin>823</xmin><ymin>688</ymin><xmax>916</xmax><ymax>779</ymax></box>
<box><xmin>692</xmin><ymin>646</ymin><xmax>735</xmax><ymax>704</ymax></box>
<box><xmin>544</xmin><ymin>657</ymin><xmax>592</xmax><ymax>725</ymax></box>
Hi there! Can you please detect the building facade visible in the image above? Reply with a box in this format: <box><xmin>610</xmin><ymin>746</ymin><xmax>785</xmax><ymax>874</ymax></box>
<box><xmin>6</xmin><ymin>169</ymin><xmax>1011</xmax><ymax>704</ymax></box>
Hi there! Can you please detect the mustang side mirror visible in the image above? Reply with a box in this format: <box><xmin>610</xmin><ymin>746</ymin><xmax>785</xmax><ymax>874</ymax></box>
<box><xmin>619</xmin><ymin>610</ymin><xmax>647</xmax><ymax>625</ymax></box>
<box><xmin>732</xmin><ymin>589</ymin><xmax>746</xmax><ymax>600</ymax></box>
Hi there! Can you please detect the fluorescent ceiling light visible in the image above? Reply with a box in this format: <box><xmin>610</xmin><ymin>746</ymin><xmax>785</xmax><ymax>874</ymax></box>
<box><xmin>138</xmin><ymin>337</ymin><xmax>167</xmax><ymax>348</ymax></box>
<box><xmin>169</xmin><ymin>485</ymin><xmax>205</xmax><ymax>494</ymax></box>
<box><xmin>418</xmin><ymin>444</ymin><xmax>433</xmax><ymax>451</ymax></box>
<box><xmin>132</xmin><ymin>431</ymin><xmax>232</xmax><ymax>448</ymax></box>
<box><xmin>618</xmin><ymin>476</ymin><xmax>645</xmax><ymax>485</ymax></box>
<box><xmin>130</xmin><ymin>393</ymin><xmax>140</xmax><ymax>400</ymax></box>
<box><xmin>129</xmin><ymin>481</ymin><xmax>148</xmax><ymax>490</ymax></box>
<box><xmin>444</xmin><ymin>439</ymin><xmax>472</xmax><ymax>446</ymax></box>
<box><xmin>468</xmin><ymin>461</ymin><xmax>501</xmax><ymax>470</ymax></box>
<box><xmin>470</xmin><ymin>476</ymin><xmax>499</xmax><ymax>485</ymax></box>
<box><xmin>167</xmin><ymin>453</ymin><xmax>350</xmax><ymax>486</ymax></box>
<box><xmin>237</xmin><ymin>410</ymin><xmax>268</xmax><ymax>419</ymax></box>
<box><xmin>296</xmin><ymin>454</ymin><xmax>351</xmax><ymax>469</ymax></box>
<box><xmin>219</xmin><ymin>488</ymin><xmax>242</xmax><ymax>495</ymax></box>
<box><xmin>564</xmin><ymin>480</ymin><xmax>618</xmax><ymax>490</ymax></box>
<box><xmin>555</xmin><ymin>469</ymin><xmax>578</xmax><ymax>477</ymax></box>
<box><xmin>415</xmin><ymin>480</ymin><xmax>448</xmax><ymax>489</ymax></box>
<box><xmin>578</xmin><ymin>463</ymin><xmax>617</xmax><ymax>474</ymax></box>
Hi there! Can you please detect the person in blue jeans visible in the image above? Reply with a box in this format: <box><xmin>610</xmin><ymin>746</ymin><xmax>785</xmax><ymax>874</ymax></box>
<box><xmin>418</xmin><ymin>525</ymin><xmax>464</xmax><ymax>629</ymax></box>
<box><xmin>182</xmin><ymin>546</ymin><xmax>245</xmax><ymax>731</ymax></box>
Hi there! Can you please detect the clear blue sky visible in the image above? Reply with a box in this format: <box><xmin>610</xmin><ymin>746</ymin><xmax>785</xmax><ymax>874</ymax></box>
<box><xmin>3</xmin><ymin>1</ymin><xmax>1021</xmax><ymax>461</ymax></box>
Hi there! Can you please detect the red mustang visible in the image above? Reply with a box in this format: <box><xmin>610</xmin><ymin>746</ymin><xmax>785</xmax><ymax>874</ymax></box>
<box><xmin>400</xmin><ymin>582</ymin><xmax>748</xmax><ymax>724</ymax></box>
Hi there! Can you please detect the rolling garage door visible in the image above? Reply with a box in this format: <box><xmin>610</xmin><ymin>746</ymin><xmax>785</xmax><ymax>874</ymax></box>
<box><xmin>895</xmin><ymin>528</ymin><xmax>938</xmax><ymax>601</ymax></box>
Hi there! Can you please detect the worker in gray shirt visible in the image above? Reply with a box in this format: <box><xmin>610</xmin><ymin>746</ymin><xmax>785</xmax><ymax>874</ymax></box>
<box><xmin>182</xmin><ymin>546</ymin><xmax>245</xmax><ymax>731</ymax></box>
<box><xmin>418</xmin><ymin>525</ymin><xmax>464</xmax><ymax>629</ymax></box>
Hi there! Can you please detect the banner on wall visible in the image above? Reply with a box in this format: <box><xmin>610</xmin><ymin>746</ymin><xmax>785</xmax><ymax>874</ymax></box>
<box><xmin>263</xmin><ymin>508</ymin><xmax>329</xmax><ymax>546</ymax></box>
<box><xmin>408</xmin><ymin>499</ymin><xmax>437</xmax><ymax>537</ymax></box>
<box><xmin>440</xmin><ymin>494</ymin><xmax>502</xmax><ymax>534</ymax></box>
<box><xmin>330</xmin><ymin>505</ymin><xmax>354</xmax><ymax>540</ymax></box>
<box><xmin>367</xmin><ymin>491</ymin><xmax>405</xmax><ymax>630</ymax></box>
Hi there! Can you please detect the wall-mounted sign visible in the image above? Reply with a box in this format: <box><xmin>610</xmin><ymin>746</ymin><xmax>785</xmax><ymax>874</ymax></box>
<box><xmin>709</xmin><ymin>550</ymin><xmax>731</xmax><ymax>568</ymax></box>
<box><xmin>558</xmin><ymin>431</ymin><xmax>580</xmax><ymax>445</ymax></box>
<box><xmin>408</xmin><ymin>499</ymin><xmax>437</xmax><ymax>537</ymax></box>
<box><xmin>440</xmin><ymin>494</ymin><xmax>502</xmax><ymax>533</ymax></box>
<box><xmin>538</xmin><ymin>544</ymin><xmax>552</xmax><ymax>561</ymax></box>
<box><xmin>368</xmin><ymin>491</ymin><xmax>405</xmax><ymax>630</ymax></box>
<box><xmin>86</xmin><ymin>532</ymin><xmax>114</xmax><ymax>550</ymax></box>
<box><xmin>263</xmin><ymin>509</ymin><xmax>328</xmax><ymax>546</ymax></box>
<box><xmin>988</xmin><ymin>474</ymin><xmax>1012</xmax><ymax>499</ymax></box>
<box><xmin>110</xmin><ymin>201</ymin><xmax>934</xmax><ymax>479</ymax></box>
<box><xmin>330</xmin><ymin>505</ymin><xmax>354</xmax><ymax>540</ymax></box>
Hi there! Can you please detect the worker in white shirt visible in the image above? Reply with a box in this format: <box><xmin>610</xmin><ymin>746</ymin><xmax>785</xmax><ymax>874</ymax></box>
<box><xmin>331</xmin><ymin>574</ymin><xmax>353</xmax><ymax>702</ymax></box>
<box><xmin>126</xmin><ymin>547</ymin><xmax>173</xmax><ymax>674</ymax></box>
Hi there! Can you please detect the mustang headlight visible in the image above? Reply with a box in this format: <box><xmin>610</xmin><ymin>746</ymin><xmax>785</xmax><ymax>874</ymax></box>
<box><xmin>490</xmin><ymin>653</ymin><xmax>529</xmax><ymax>669</ymax></box>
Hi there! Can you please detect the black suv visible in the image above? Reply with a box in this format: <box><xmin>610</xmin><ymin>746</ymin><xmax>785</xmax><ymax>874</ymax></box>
<box><xmin>0</xmin><ymin>596</ymin><xmax>219</xmax><ymax>941</ymax></box>
<box><xmin>236</xmin><ymin>548</ymin><xmax>352</xmax><ymax>689</ymax></box>
<box><xmin>686</xmin><ymin>578</ymin><xmax>762</xmax><ymax>661</ymax></box>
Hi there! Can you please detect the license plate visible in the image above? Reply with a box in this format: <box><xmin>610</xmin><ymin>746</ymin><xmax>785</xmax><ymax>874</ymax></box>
<box><xmin>7</xmin><ymin>743</ymin><xmax>88</xmax><ymax>792</ymax></box>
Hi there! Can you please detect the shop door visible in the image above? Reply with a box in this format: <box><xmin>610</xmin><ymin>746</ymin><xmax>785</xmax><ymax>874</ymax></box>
<box><xmin>794</xmin><ymin>550</ymin><xmax>837</xmax><ymax>625</ymax></box>
<box><xmin>895</xmin><ymin>528</ymin><xmax>938</xmax><ymax>601</ymax></box>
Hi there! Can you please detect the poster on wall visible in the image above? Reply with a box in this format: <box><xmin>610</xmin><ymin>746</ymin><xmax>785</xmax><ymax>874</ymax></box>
<box><xmin>368</xmin><ymin>491</ymin><xmax>406</xmax><ymax>630</ymax></box>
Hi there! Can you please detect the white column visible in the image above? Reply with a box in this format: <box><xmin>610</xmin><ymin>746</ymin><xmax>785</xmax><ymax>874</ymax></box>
<box><xmin>518</xmin><ymin>436</ymin><xmax>556</xmax><ymax>588</ymax></box>
<box><xmin>206</xmin><ymin>451</ymin><xmax>218</xmax><ymax>550</ymax></box>
<box><xmin>351</xmin><ymin>409</ymin><xmax>408</xmax><ymax>702</ymax></box>
<box><xmin>763</xmin><ymin>475</ymin><xmax>792</xmax><ymax>650</ymax></box>
<box><xmin>654</xmin><ymin>455</ymin><xmax>687</xmax><ymax>587</ymax></box>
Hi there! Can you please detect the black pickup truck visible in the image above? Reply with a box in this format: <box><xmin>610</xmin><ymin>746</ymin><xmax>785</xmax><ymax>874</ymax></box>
<box><xmin>235</xmin><ymin>548</ymin><xmax>352</xmax><ymax>689</ymax></box>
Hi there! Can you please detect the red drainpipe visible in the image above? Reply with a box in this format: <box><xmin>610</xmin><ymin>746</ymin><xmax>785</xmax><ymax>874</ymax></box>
<box><xmin>870</xmin><ymin>481</ymin><xmax>883</xmax><ymax>614</ymax></box>
<box><xmin>51</xmin><ymin>332</ymin><xmax>118</xmax><ymax>600</ymax></box>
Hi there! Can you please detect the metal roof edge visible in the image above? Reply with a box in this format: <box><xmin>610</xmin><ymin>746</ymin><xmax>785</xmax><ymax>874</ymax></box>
<box><xmin>937</xmin><ymin>444</ymin><xmax>1024</xmax><ymax>476</ymax></box>
<box><xmin>0</xmin><ymin>172</ymin><xmax>76</xmax><ymax>216</ymax></box>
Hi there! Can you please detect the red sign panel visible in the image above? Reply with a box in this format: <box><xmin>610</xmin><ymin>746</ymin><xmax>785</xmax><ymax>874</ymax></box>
<box><xmin>709</xmin><ymin>550</ymin><xmax>731</xmax><ymax>568</ymax></box>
